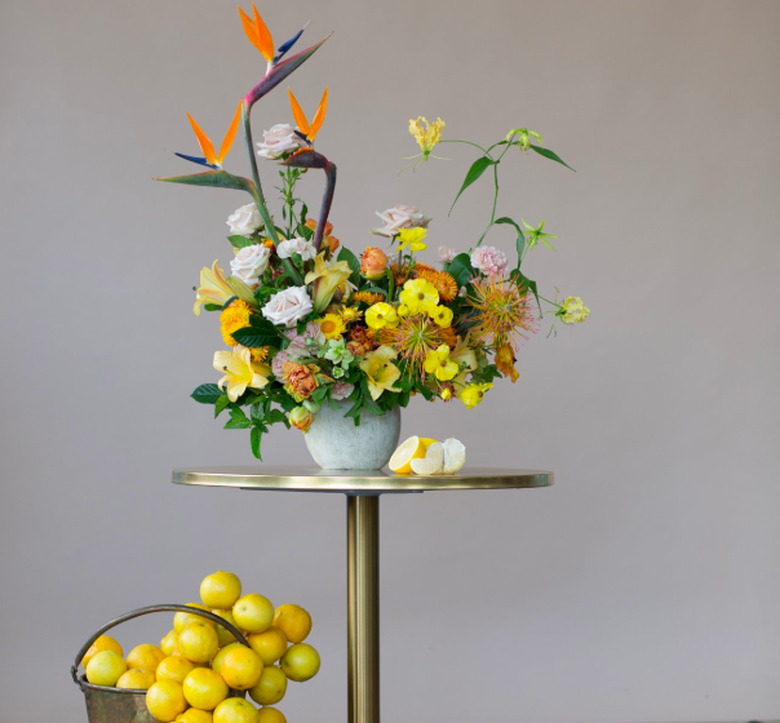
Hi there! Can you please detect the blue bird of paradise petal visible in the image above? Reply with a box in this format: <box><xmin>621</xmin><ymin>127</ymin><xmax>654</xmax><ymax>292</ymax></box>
<box><xmin>174</xmin><ymin>152</ymin><xmax>219</xmax><ymax>169</ymax></box>
<box><xmin>273</xmin><ymin>22</ymin><xmax>309</xmax><ymax>65</ymax></box>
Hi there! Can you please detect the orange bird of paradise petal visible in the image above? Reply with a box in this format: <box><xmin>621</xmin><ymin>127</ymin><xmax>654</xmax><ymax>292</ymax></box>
<box><xmin>288</xmin><ymin>87</ymin><xmax>328</xmax><ymax>143</ymax></box>
<box><xmin>238</xmin><ymin>3</ymin><xmax>275</xmax><ymax>62</ymax></box>
<box><xmin>183</xmin><ymin>102</ymin><xmax>243</xmax><ymax>168</ymax></box>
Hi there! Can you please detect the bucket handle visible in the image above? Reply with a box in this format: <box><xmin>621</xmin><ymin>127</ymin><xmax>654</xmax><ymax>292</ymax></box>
<box><xmin>71</xmin><ymin>603</ymin><xmax>250</xmax><ymax>691</ymax></box>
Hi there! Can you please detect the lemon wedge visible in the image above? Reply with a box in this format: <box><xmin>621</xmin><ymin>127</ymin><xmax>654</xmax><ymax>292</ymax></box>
<box><xmin>410</xmin><ymin>441</ymin><xmax>445</xmax><ymax>475</ymax></box>
<box><xmin>441</xmin><ymin>437</ymin><xmax>466</xmax><ymax>474</ymax></box>
<box><xmin>388</xmin><ymin>435</ymin><xmax>438</xmax><ymax>474</ymax></box>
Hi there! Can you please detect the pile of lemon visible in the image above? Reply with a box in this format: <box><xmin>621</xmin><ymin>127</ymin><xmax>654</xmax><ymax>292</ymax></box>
<box><xmin>80</xmin><ymin>571</ymin><xmax>320</xmax><ymax>723</ymax></box>
<box><xmin>388</xmin><ymin>436</ymin><xmax>466</xmax><ymax>475</ymax></box>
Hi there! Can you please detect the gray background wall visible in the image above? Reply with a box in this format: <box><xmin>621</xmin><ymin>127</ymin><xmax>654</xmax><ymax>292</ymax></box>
<box><xmin>1</xmin><ymin>1</ymin><xmax>779</xmax><ymax>721</ymax></box>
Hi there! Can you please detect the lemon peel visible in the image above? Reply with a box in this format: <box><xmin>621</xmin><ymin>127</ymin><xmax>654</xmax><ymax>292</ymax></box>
<box><xmin>388</xmin><ymin>435</ymin><xmax>437</xmax><ymax>474</ymax></box>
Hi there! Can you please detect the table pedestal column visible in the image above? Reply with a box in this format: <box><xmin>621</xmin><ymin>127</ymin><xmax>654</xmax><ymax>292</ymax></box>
<box><xmin>347</xmin><ymin>494</ymin><xmax>380</xmax><ymax>723</ymax></box>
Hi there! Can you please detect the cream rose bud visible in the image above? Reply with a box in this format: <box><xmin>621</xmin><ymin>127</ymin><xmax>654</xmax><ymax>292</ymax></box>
<box><xmin>261</xmin><ymin>286</ymin><xmax>314</xmax><ymax>327</ymax></box>
<box><xmin>229</xmin><ymin>244</ymin><xmax>271</xmax><ymax>287</ymax></box>
<box><xmin>257</xmin><ymin>123</ymin><xmax>307</xmax><ymax>159</ymax></box>
<box><xmin>227</xmin><ymin>203</ymin><xmax>263</xmax><ymax>237</ymax></box>
<box><xmin>277</xmin><ymin>237</ymin><xmax>317</xmax><ymax>261</ymax></box>
<box><xmin>372</xmin><ymin>204</ymin><xmax>431</xmax><ymax>237</ymax></box>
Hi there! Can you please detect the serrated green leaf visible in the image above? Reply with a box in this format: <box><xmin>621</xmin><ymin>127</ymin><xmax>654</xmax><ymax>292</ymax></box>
<box><xmin>225</xmin><ymin>406</ymin><xmax>251</xmax><ymax>430</ymax></box>
<box><xmin>191</xmin><ymin>383</ymin><xmax>223</xmax><ymax>404</ymax></box>
<box><xmin>449</xmin><ymin>156</ymin><xmax>495</xmax><ymax>215</ymax></box>
<box><xmin>529</xmin><ymin>144</ymin><xmax>575</xmax><ymax>171</ymax></box>
<box><xmin>228</xmin><ymin>235</ymin><xmax>257</xmax><ymax>249</ymax></box>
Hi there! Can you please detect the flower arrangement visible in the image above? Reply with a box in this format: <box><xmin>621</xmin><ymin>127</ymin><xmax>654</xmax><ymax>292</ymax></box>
<box><xmin>157</xmin><ymin>5</ymin><xmax>589</xmax><ymax>459</ymax></box>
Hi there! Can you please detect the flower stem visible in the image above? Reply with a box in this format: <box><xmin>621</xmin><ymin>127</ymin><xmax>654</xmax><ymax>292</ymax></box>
<box><xmin>242</xmin><ymin>102</ymin><xmax>280</xmax><ymax>247</ymax></box>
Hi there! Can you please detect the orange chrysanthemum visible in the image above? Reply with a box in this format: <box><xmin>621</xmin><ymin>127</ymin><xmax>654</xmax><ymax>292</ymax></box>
<box><xmin>220</xmin><ymin>299</ymin><xmax>252</xmax><ymax>346</ymax></box>
<box><xmin>352</xmin><ymin>291</ymin><xmax>385</xmax><ymax>306</ymax></box>
<box><xmin>414</xmin><ymin>267</ymin><xmax>459</xmax><ymax>302</ymax></box>
<box><xmin>468</xmin><ymin>278</ymin><xmax>536</xmax><ymax>350</ymax></box>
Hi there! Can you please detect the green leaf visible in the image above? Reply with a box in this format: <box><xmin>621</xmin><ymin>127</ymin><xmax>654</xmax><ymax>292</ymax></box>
<box><xmin>154</xmin><ymin>170</ymin><xmax>257</xmax><ymax>192</ymax></box>
<box><xmin>231</xmin><ymin>327</ymin><xmax>279</xmax><ymax>348</ymax></box>
<box><xmin>529</xmin><ymin>144</ymin><xmax>575</xmax><ymax>171</ymax></box>
<box><xmin>224</xmin><ymin>406</ymin><xmax>251</xmax><ymax>430</ymax></box>
<box><xmin>445</xmin><ymin>253</ymin><xmax>474</xmax><ymax>288</ymax></box>
<box><xmin>191</xmin><ymin>384</ymin><xmax>223</xmax><ymax>404</ymax></box>
<box><xmin>338</xmin><ymin>247</ymin><xmax>361</xmax><ymax>285</ymax></box>
<box><xmin>510</xmin><ymin>269</ymin><xmax>540</xmax><ymax>309</ymax></box>
<box><xmin>203</xmin><ymin>303</ymin><xmax>224</xmax><ymax>312</ymax></box>
<box><xmin>250</xmin><ymin>426</ymin><xmax>263</xmax><ymax>459</ymax></box>
<box><xmin>228</xmin><ymin>235</ymin><xmax>256</xmax><ymax>249</ymax></box>
<box><xmin>449</xmin><ymin>156</ymin><xmax>495</xmax><ymax>215</ymax></box>
<box><xmin>250</xmin><ymin>403</ymin><xmax>264</xmax><ymax>425</ymax></box>
<box><xmin>494</xmin><ymin>217</ymin><xmax>526</xmax><ymax>262</ymax></box>
<box><xmin>214</xmin><ymin>394</ymin><xmax>231</xmax><ymax>417</ymax></box>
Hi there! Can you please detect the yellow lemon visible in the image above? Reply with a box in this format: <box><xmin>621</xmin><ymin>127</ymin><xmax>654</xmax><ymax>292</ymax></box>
<box><xmin>271</xmin><ymin>605</ymin><xmax>311</xmax><ymax>644</ymax></box>
<box><xmin>280</xmin><ymin>643</ymin><xmax>320</xmax><ymax>682</ymax></box>
<box><xmin>232</xmin><ymin>594</ymin><xmax>274</xmax><ymax>634</ymax></box>
<box><xmin>177</xmin><ymin>622</ymin><xmax>220</xmax><ymax>664</ymax></box>
<box><xmin>247</xmin><ymin>628</ymin><xmax>287</xmax><ymax>665</ymax></box>
<box><xmin>219</xmin><ymin>646</ymin><xmax>264</xmax><ymax>690</ymax></box>
<box><xmin>441</xmin><ymin>437</ymin><xmax>466</xmax><ymax>474</ymax></box>
<box><xmin>174</xmin><ymin>604</ymin><xmax>215</xmax><ymax>634</ymax></box>
<box><xmin>409</xmin><ymin>441</ymin><xmax>445</xmax><ymax>475</ymax></box>
<box><xmin>213</xmin><ymin>697</ymin><xmax>259</xmax><ymax>723</ymax></box>
<box><xmin>157</xmin><ymin>655</ymin><xmax>195</xmax><ymax>684</ymax></box>
<box><xmin>176</xmin><ymin>709</ymin><xmax>214</xmax><ymax>723</ymax></box>
<box><xmin>211</xmin><ymin>642</ymin><xmax>243</xmax><ymax>674</ymax></box>
<box><xmin>200</xmin><ymin>571</ymin><xmax>242</xmax><ymax>609</ymax></box>
<box><xmin>146</xmin><ymin>679</ymin><xmax>188</xmax><ymax>722</ymax></box>
<box><xmin>388</xmin><ymin>436</ymin><xmax>437</xmax><ymax>474</ymax></box>
<box><xmin>211</xmin><ymin>609</ymin><xmax>239</xmax><ymax>647</ymax></box>
<box><xmin>126</xmin><ymin>643</ymin><xmax>166</xmax><ymax>671</ymax></box>
<box><xmin>85</xmin><ymin>650</ymin><xmax>128</xmax><ymax>687</ymax></box>
<box><xmin>81</xmin><ymin>634</ymin><xmax>124</xmax><ymax>668</ymax></box>
<box><xmin>182</xmin><ymin>668</ymin><xmax>229</xmax><ymax>711</ymax></box>
<box><xmin>247</xmin><ymin>666</ymin><xmax>287</xmax><ymax>706</ymax></box>
<box><xmin>116</xmin><ymin>668</ymin><xmax>155</xmax><ymax>690</ymax></box>
<box><xmin>256</xmin><ymin>707</ymin><xmax>286</xmax><ymax>723</ymax></box>
<box><xmin>161</xmin><ymin>629</ymin><xmax>179</xmax><ymax>656</ymax></box>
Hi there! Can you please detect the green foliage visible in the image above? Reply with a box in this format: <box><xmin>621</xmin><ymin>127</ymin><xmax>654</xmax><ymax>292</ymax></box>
<box><xmin>528</xmin><ymin>144</ymin><xmax>575</xmax><ymax>171</ymax></box>
<box><xmin>449</xmin><ymin>156</ymin><xmax>495</xmax><ymax>215</ymax></box>
<box><xmin>191</xmin><ymin>384</ymin><xmax>223</xmax><ymax>404</ymax></box>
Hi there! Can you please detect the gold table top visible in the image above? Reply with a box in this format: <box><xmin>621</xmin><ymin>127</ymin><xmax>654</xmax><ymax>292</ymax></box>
<box><xmin>172</xmin><ymin>466</ymin><xmax>553</xmax><ymax>494</ymax></box>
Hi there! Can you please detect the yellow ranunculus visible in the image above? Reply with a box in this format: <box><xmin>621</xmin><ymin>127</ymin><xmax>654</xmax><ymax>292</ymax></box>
<box><xmin>358</xmin><ymin>345</ymin><xmax>401</xmax><ymax>400</ymax></box>
<box><xmin>459</xmin><ymin>382</ymin><xmax>493</xmax><ymax>410</ymax></box>
<box><xmin>365</xmin><ymin>302</ymin><xmax>399</xmax><ymax>330</ymax></box>
<box><xmin>213</xmin><ymin>347</ymin><xmax>271</xmax><ymax>402</ymax></box>
<box><xmin>194</xmin><ymin>260</ymin><xmax>234</xmax><ymax>316</ymax></box>
<box><xmin>430</xmin><ymin>304</ymin><xmax>453</xmax><ymax>328</ymax></box>
<box><xmin>399</xmin><ymin>278</ymin><xmax>439</xmax><ymax>316</ymax></box>
<box><xmin>423</xmin><ymin>344</ymin><xmax>459</xmax><ymax>382</ymax></box>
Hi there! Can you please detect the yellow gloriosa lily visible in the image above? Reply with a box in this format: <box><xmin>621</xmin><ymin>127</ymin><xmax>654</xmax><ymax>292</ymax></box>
<box><xmin>213</xmin><ymin>347</ymin><xmax>271</xmax><ymax>402</ymax></box>
<box><xmin>409</xmin><ymin>116</ymin><xmax>445</xmax><ymax>160</ymax></box>
<box><xmin>359</xmin><ymin>345</ymin><xmax>401</xmax><ymax>401</ymax></box>
<box><xmin>288</xmin><ymin>87</ymin><xmax>329</xmax><ymax>143</ymax></box>
<box><xmin>304</xmin><ymin>252</ymin><xmax>352</xmax><ymax>313</ymax></box>
<box><xmin>185</xmin><ymin>102</ymin><xmax>242</xmax><ymax>168</ymax></box>
<box><xmin>194</xmin><ymin>260</ymin><xmax>234</xmax><ymax>316</ymax></box>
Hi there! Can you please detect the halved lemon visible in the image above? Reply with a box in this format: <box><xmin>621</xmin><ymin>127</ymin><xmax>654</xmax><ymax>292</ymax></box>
<box><xmin>441</xmin><ymin>438</ymin><xmax>466</xmax><ymax>474</ymax></box>
<box><xmin>410</xmin><ymin>442</ymin><xmax>445</xmax><ymax>475</ymax></box>
<box><xmin>388</xmin><ymin>436</ymin><xmax>438</xmax><ymax>474</ymax></box>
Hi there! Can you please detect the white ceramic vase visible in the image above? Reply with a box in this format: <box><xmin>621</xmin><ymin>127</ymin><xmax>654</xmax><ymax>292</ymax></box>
<box><xmin>304</xmin><ymin>401</ymin><xmax>401</xmax><ymax>470</ymax></box>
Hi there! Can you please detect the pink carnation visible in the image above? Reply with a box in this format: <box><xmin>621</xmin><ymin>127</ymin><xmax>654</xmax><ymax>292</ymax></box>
<box><xmin>470</xmin><ymin>246</ymin><xmax>508</xmax><ymax>277</ymax></box>
<box><xmin>438</xmin><ymin>245</ymin><xmax>456</xmax><ymax>264</ymax></box>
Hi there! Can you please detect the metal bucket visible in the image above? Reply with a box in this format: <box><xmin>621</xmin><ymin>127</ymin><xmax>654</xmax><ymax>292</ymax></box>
<box><xmin>72</xmin><ymin>603</ymin><xmax>249</xmax><ymax>723</ymax></box>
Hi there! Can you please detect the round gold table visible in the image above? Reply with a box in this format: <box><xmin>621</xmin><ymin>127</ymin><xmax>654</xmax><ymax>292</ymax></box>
<box><xmin>172</xmin><ymin>467</ymin><xmax>553</xmax><ymax>723</ymax></box>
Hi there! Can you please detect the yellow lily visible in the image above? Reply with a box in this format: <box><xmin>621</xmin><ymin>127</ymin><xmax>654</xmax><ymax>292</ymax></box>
<box><xmin>213</xmin><ymin>347</ymin><xmax>271</xmax><ymax>402</ymax></box>
<box><xmin>359</xmin><ymin>345</ymin><xmax>401</xmax><ymax>401</ymax></box>
<box><xmin>304</xmin><ymin>252</ymin><xmax>353</xmax><ymax>313</ymax></box>
<box><xmin>288</xmin><ymin>87</ymin><xmax>329</xmax><ymax>144</ymax></box>
<box><xmin>194</xmin><ymin>260</ymin><xmax>234</xmax><ymax>316</ymax></box>
<box><xmin>178</xmin><ymin>102</ymin><xmax>242</xmax><ymax>169</ymax></box>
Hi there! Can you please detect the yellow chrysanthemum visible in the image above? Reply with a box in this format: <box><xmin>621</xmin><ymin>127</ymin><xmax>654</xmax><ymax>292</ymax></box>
<box><xmin>352</xmin><ymin>291</ymin><xmax>385</xmax><ymax>306</ymax></box>
<box><xmin>399</xmin><ymin>278</ymin><xmax>439</xmax><ymax>316</ymax></box>
<box><xmin>318</xmin><ymin>313</ymin><xmax>346</xmax><ymax>340</ymax></box>
<box><xmin>220</xmin><ymin>299</ymin><xmax>252</xmax><ymax>346</ymax></box>
<box><xmin>365</xmin><ymin>302</ymin><xmax>399</xmax><ymax>330</ymax></box>
<box><xmin>339</xmin><ymin>306</ymin><xmax>363</xmax><ymax>323</ymax></box>
<box><xmin>409</xmin><ymin>116</ymin><xmax>445</xmax><ymax>160</ymax></box>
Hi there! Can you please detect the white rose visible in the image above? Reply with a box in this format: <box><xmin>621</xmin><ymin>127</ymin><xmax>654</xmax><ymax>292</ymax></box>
<box><xmin>372</xmin><ymin>204</ymin><xmax>431</xmax><ymax>237</ymax></box>
<box><xmin>256</xmin><ymin>123</ymin><xmax>307</xmax><ymax>160</ymax></box>
<box><xmin>227</xmin><ymin>203</ymin><xmax>263</xmax><ymax>237</ymax></box>
<box><xmin>277</xmin><ymin>236</ymin><xmax>317</xmax><ymax>261</ymax></box>
<box><xmin>261</xmin><ymin>286</ymin><xmax>313</xmax><ymax>327</ymax></box>
<box><xmin>229</xmin><ymin>244</ymin><xmax>271</xmax><ymax>287</ymax></box>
